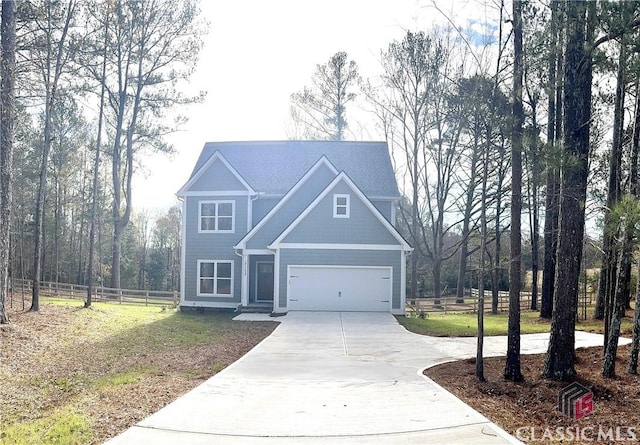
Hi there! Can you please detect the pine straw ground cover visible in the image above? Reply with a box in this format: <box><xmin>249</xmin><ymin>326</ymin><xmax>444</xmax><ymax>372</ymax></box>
<box><xmin>0</xmin><ymin>297</ymin><xmax>277</xmax><ymax>445</ymax></box>
<box><xmin>426</xmin><ymin>324</ymin><xmax>640</xmax><ymax>444</ymax></box>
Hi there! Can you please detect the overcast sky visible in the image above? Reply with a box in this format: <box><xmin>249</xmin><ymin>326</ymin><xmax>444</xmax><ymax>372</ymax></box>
<box><xmin>134</xmin><ymin>0</ymin><xmax>499</xmax><ymax>213</ymax></box>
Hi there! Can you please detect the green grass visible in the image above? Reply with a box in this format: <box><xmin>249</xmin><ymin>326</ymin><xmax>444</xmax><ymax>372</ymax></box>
<box><xmin>1</xmin><ymin>297</ymin><xmax>276</xmax><ymax>444</ymax></box>
<box><xmin>396</xmin><ymin>310</ymin><xmax>620</xmax><ymax>337</ymax></box>
<box><xmin>47</xmin><ymin>296</ymin><xmax>240</xmax><ymax>350</ymax></box>
<box><xmin>1</xmin><ymin>407</ymin><xmax>93</xmax><ymax>445</ymax></box>
<box><xmin>95</xmin><ymin>371</ymin><xmax>144</xmax><ymax>388</ymax></box>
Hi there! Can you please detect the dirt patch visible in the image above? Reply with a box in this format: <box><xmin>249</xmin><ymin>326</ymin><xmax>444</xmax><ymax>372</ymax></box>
<box><xmin>425</xmin><ymin>344</ymin><xmax>640</xmax><ymax>444</ymax></box>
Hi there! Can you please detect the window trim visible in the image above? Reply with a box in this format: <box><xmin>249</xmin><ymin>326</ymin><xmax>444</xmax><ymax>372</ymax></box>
<box><xmin>197</xmin><ymin>260</ymin><xmax>234</xmax><ymax>297</ymax></box>
<box><xmin>198</xmin><ymin>200</ymin><xmax>235</xmax><ymax>233</ymax></box>
<box><xmin>333</xmin><ymin>194</ymin><xmax>350</xmax><ymax>218</ymax></box>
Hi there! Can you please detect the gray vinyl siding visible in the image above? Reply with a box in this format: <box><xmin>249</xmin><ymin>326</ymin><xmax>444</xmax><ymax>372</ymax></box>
<box><xmin>371</xmin><ymin>199</ymin><xmax>393</xmax><ymax>223</ymax></box>
<box><xmin>281</xmin><ymin>180</ymin><xmax>400</xmax><ymax>245</ymax></box>
<box><xmin>278</xmin><ymin>249</ymin><xmax>403</xmax><ymax>310</ymax></box>
<box><xmin>183</xmin><ymin>195</ymin><xmax>248</xmax><ymax>303</ymax></box>
<box><xmin>245</xmin><ymin>163</ymin><xmax>336</xmax><ymax>249</ymax></box>
<box><xmin>190</xmin><ymin>158</ymin><xmax>249</xmax><ymax>192</ymax></box>
<box><xmin>251</xmin><ymin>197</ymin><xmax>280</xmax><ymax>226</ymax></box>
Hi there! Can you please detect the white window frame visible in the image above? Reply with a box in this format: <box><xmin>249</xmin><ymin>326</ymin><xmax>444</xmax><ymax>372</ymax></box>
<box><xmin>197</xmin><ymin>260</ymin><xmax>234</xmax><ymax>297</ymax></box>
<box><xmin>333</xmin><ymin>194</ymin><xmax>350</xmax><ymax>218</ymax></box>
<box><xmin>199</xmin><ymin>200</ymin><xmax>235</xmax><ymax>233</ymax></box>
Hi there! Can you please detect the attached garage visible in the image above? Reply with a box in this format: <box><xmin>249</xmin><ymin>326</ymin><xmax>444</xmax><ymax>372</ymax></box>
<box><xmin>287</xmin><ymin>265</ymin><xmax>392</xmax><ymax>312</ymax></box>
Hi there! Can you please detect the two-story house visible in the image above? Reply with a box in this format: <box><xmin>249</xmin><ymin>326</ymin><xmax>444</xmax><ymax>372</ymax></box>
<box><xmin>177</xmin><ymin>140</ymin><xmax>411</xmax><ymax>314</ymax></box>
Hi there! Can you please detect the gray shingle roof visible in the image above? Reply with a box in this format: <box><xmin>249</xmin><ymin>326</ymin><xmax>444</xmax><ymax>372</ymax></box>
<box><xmin>190</xmin><ymin>140</ymin><xmax>400</xmax><ymax>197</ymax></box>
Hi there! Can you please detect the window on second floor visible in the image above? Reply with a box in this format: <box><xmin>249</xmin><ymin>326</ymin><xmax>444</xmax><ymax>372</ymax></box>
<box><xmin>199</xmin><ymin>201</ymin><xmax>235</xmax><ymax>233</ymax></box>
<box><xmin>333</xmin><ymin>194</ymin><xmax>350</xmax><ymax>218</ymax></box>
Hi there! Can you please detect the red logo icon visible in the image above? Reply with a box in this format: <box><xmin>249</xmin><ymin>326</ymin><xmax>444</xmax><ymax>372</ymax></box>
<box><xmin>559</xmin><ymin>382</ymin><xmax>593</xmax><ymax>419</ymax></box>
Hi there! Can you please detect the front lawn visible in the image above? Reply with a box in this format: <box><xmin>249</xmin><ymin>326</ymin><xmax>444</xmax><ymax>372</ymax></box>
<box><xmin>396</xmin><ymin>310</ymin><xmax>634</xmax><ymax>337</ymax></box>
<box><xmin>0</xmin><ymin>298</ymin><xmax>277</xmax><ymax>444</ymax></box>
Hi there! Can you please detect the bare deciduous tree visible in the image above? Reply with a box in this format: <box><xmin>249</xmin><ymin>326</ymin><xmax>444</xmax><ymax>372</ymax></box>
<box><xmin>85</xmin><ymin>0</ymin><xmax>205</xmax><ymax>289</ymax></box>
<box><xmin>26</xmin><ymin>0</ymin><xmax>77</xmax><ymax>312</ymax></box>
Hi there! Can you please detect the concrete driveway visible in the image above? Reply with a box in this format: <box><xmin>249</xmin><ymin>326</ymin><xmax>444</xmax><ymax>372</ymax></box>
<box><xmin>105</xmin><ymin>312</ymin><xmax>613</xmax><ymax>444</ymax></box>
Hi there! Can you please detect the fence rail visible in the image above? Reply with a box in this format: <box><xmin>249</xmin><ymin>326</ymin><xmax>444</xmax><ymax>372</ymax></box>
<box><xmin>406</xmin><ymin>288</ymin><xmax>594</xmax><ymax>316</ymax></box>
<box><xmin>10</xmin><ymin>278</ymin><xmax>179</xmax><ymax>307</ymax></box>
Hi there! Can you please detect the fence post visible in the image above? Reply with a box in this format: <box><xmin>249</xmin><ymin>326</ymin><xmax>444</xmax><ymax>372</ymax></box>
<box><xmin>173</xmin><ymin>291</ymin><xmax>178</xmax><ymax>306</ymax></box>
<box><xmin>145</xmin><ymin>291</ymin><xmax>149</xmax><ymax>306</ymax></box>
<box><xmin>119</xmin><ymin>289</ymin><xmax>123</xmax><ymax>304</ymax></box>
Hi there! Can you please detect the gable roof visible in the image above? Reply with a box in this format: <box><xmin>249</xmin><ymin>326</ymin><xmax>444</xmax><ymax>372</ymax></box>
<box><xmin>187</xmin><ymin>140</ymin><xmax>400</xmax><ymax>197</ymax></box>
<box><xmin>269</xmin><ymin>171</ymin><xmax>412</xmax><ymax>251</ymax></box>
<box><xmin>234</xmin><ymin>156</ymin><xmax>338</xmax><ymax>250</ymax></box>
<box><xmin>177</xmin><ymin>151</ymin><xmax>255</xmax><ymax>197</ymax></box>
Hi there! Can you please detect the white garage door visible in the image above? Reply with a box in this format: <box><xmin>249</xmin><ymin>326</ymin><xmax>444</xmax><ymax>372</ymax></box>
<box><xmin>287</xmin><ymin>266</ymin><xmax>392</xmax><ymax>312</ymax></box>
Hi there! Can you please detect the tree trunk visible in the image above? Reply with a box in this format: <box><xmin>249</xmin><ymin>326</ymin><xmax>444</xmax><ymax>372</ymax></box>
<box><xmin>543</xmin><ymin>0</ymin><xmax>592</xmax><ymax>380</ymax></box>
<box><xmin>54</xmin><ymin>175</ymin><xmax>60</xmax><ymax>283</ymax></box>
<box><xmin>113</xmin><ymin>101</ymin><xmax>137</xmax><ymax>287</ymax></box>
<box><xmin>477</xmin><ymin>142</ymin><xmax>490</xmax><ymax>382</ymax></box>
<box><xmin>628</xmin><ymin>263</ymin><xmax>640</xmax><ymax>374</ymax></box>
<box><xmin>455</xmin><ymin>238</ymin><xmax>469</xmax><ymax>303</ymax></box>
<box><xmin>541</xmin><ymin>0</ymin><xmax>562</xmax><ymax>319</ymax></box>
<box><xmin>610</xmin><ymin>39</ymin><xmax>627</xmax><ymax>320</ymax></box>
<box><xmin>596</xmin><ymin>42</ymin><xmax>627</xmax><ymax>324</ymax></box>
<box><xmin>603</xmin><ymin>228</ymin><xmax>632</xmax><ymax>378</ymax></box>
<box><xmin>111</xmin><ymin>222</ymin><xmax>123</xmax><ymax>289</ymax></box>
<box><xmin>75</xmin><ymin>162</ymin><xmax>87</xmax><ymax>284</ymax></box>
<box><xmin>492</xmin><ymin>139</ymin><xmax>506</xmax><ymax>314</ymax></box>
<box><xmin>603</xmin><ymin>44</ymin><xmax>628</xmax><ymax>349</ymax></box>
<box><xmin>30</xmin><ymin>0</ymin><xmax>74</xmax><ymax>311</ymax></box>
<box><xmin>631</xmin><ymin>77</ymin><xmax>640</xmax><ymax>203</ymax></box>
<box><xmin>526</xmin><ymin>106</ymin><xmax>541</xmax><ymax>312</ymax></box>
<box><xmin>602</xmin><ymin>313</ymin><xmax>621</xmax><ymax>378</ymax></box>
<box><xmin>0</xmin><ymin>0</ymin><xmax>16</xmax><ymax>324</ymax></box>
<box><xmin>541</xmin><ymin>169</ymin><xmax>559</xmax><ymax>319</ymax></box>
<box><xmin>86</xmin><ymin>12</ymin><xmax>109</xmax><ymax>308</ymax></box>
<box><xmin>504</xmin><ymin>0</ymin><xmax>523</xmax><ymax>382</ymax></box>
<box><xmin>31</xmin><ymin>108</ymin><xmax>53</xmax><ymax>312</ymax></box>
<box><xmin>530</xmin><ymin>176</ymin><xmax>540</xmax><ymax>311</ymax></box>
<box><xmin>433</xmin><ymin>259</ymin><xmax>441</xmax><ymax>306</ymax></box>
<box><xmin>456</xmin><ymin>136</ymin><xmax>480</xmax><ymax>303</ymax></box>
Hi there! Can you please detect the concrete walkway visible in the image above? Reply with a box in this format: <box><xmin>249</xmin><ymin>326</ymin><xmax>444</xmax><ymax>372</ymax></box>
<box><xmin>105</xmin><ymin>312</ymin><xmax>620</xmax><ymax>444</ymax></box>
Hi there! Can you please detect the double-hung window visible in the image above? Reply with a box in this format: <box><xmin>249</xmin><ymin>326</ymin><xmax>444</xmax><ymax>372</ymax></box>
<box><xmin>333</xmin><ymin>194</ymin><xmax>350</xmax><ymax>218</ymax></box>
<box><xmin>199</xmin><ymin>201</ymin><xmax>234</xmax><ymax>233</ymax></box>
<box><xmin>198</xmin><ymin>260</ymin><xmax>233</xmax><ymax>296</ymax></box>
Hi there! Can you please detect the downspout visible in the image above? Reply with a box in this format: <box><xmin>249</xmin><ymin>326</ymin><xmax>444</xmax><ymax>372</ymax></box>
<box><xmin>247</xmin><ymin>192</ymin><xmax>263</xmax><ymax>230</ymax></box>
<box><xmin>176</xmin><ymin>195</ymin><xmax>187</xmax><ymax>309</ymax></box>
<box><xmin>234</xmin><ymin>248</ymin><xmax>245</xmax><ymax>312</ymax></box>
